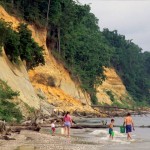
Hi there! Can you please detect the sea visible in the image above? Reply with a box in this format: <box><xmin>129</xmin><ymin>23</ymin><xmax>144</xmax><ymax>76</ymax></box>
<box><xmin>71</xmin><ymin>114</ymin><xmax>150</xmax><ymax>150</ymax></box>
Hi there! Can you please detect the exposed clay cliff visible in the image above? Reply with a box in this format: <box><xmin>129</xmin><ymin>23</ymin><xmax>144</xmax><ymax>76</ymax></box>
<box><xmin>0</xmin><ymin>6</ymin><xmax>130</xmax><ymax>114</ymax></box>
<box><xmin>0</xmin><ymin>6</ymin><xmax>92</xmax><ymax>114</ymax></box>
<box><xmin>97</xmin><ymin>68</ymin><xmax>129</xmax><ymax>105</ymax></box>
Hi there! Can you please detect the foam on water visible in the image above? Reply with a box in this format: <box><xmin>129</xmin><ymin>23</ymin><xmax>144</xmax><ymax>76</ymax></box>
<box><xmin>90</xmin><ymin>130</ymin><xmax>126</xmax><ymax>137</ymax></box>
<box><xmin>89</xmin><ymin>129</ymin><xmax>137</xmax><ymax>145</ymax></box>
<box><xmin>90</xmin><ymin>130</ymin><xmax>108</xmax><ymax>136</ymax></box>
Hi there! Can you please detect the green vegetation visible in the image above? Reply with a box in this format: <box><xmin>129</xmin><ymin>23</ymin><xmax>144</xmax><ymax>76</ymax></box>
<box><xmin>105</xmin><ymin>90</ymin><xmax>115</xmax><ymax>102</ymax></box>
<box><xmin>0</xmin><ymin>19</ymin><xmax>45</xmax><ymax>69</ymax></box>
<box><xmin>0</xmin><ymin>0</ymin><xmax>113</xmax><ymax>104</ymax></box>
<box><xmin>102</xmin><ymin>29</ymin><xmax>150</xmax><ymax>104</ymax></box>
<box><xmin>0</xmin><ymin>79</ymin><xmax>22</xmax><ymax>122</ymax></box>
<box><xmin>18</xmin><ymin>24</ymin><xmax>45</xmax><ymax>69</ymax></box>
<box><xmin>0</xmin><ymin>0</ymin><xmax>149</xmax><ymax>105</ymax></box>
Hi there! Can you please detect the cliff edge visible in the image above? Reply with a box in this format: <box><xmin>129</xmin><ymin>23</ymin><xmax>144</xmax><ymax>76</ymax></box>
<box><xmin>0</xmin><ymin>6</ymin><xmax>130</xmax><ymax>115</ymax></box>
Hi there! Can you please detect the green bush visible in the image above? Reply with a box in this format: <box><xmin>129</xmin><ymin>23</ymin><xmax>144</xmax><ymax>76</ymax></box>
<box><xmin>4</xmin><ymin>28</ymin><xmax>20</xmax><ymax>63</ymax></box>
<box><xmin>0</xmin><ymin>79</ymin><xmax>22</xmax><ymax>122</ymax></box>
<box><xmin>0</xmin><ymin>19</ymin><xmax>45</xmax><ymax>68</ymax></box>
<box><xmin>105</xmin><ymin>90</ymin><xmax>115</xmax><ymax>102</ymax></box>
<box><xmin>0</xmin><ymin>19</ymin><xmax>11</xmax><ymax>55</ymax></box>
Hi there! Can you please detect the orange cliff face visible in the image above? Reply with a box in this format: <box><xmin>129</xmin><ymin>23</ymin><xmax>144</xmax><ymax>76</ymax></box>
<box><xmin>0</xmin><ymin>6</ymin><xmax>93</xmax><ymax>114</ymax></box>
<box><xmin>97</xmin><ymin>68</ymin><xmax>130</xmax><ymax>105</ymax></box>
<box><xmin>0</xmin><ymin>6</ymin><xmax>130</xmax><ymax>114</ymax></box>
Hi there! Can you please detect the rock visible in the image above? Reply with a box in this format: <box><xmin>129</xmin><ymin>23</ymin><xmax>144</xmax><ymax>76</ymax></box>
<box><xmin>4</xmin><ymin>135</ymin><xmax>16</xmax><ymax>140</ymax></box>
<box><xmin>36</xmin><ymin>119</ymin><xmax>44</xmax><ymax>125</ymax></box>
<box><xmin>0</xmin><ymin>120</ymin><xmax>6</xmax><ymax>134</ymax></box>
<box><xmin>26</xmin><ymin>137</ymin><xmax>34</xmax><ymax>140</ymax></box>
<box><xmin>21</xmin><ymin>120</ymin><xmax>32</xmax><ymax>126</ymax></box>
<box><xmin>0</xmin><ymin>135</ymin><xmax>16</xmax><ymax>140</ymax></box>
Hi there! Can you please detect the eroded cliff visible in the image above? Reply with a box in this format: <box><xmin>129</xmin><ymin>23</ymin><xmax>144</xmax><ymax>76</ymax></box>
<box><xmin>97</xmin><ymin>68</ymin><xmax>129</xmax><ymax>105</ymax></box>
<box><xmin>0</xmin><ymin>6</ymin><xmax>130</xmax><ymax>114</ymax></box>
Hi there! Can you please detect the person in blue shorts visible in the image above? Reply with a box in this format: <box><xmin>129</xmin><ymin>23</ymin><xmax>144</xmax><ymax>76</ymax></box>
<box><xmin>109</xmin><ymin>119</ymin><xmax>115</xmax><ymax>139</ymax></box>
<box><xmin>123</xmin><ymin>113</ymin><xmax>135</xmax><ymax>140</ymax></box>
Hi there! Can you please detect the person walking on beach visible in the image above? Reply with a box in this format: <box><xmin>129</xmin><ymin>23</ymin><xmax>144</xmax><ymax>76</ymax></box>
<box><xmin>51</xmin><ymin>120</ymin><xmax>56</xmax><ymax>136</ymax></box>
<box><xmin>123</xmin><ymin>113</ymin><xmax>135</xmax><ymax>140</ymax></box>
<box><xmin>63</xmin><ymin>112</ymin><xmax>72</xmax><ymax>137</ymax></box>
<box><xmin>108</xmin><ymin>119</ymin><xmax>115</xmax><ymax>139</ymax></box>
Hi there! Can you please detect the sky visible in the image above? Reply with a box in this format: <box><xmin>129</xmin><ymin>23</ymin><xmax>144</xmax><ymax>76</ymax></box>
<box><xmin>78</xmin><ymin>0</ymin><xmax>150</xmax><ymax>52</ymax></box>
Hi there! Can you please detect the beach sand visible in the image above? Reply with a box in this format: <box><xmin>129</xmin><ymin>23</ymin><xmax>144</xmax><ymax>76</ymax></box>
<box><xmin>0</xmin><ymin>130</ymin><xmax>103</xmax><ymax>150</ymax></box>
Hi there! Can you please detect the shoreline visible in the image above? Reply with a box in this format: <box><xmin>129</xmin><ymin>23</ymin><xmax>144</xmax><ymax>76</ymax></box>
<box><xmin>0</xmin><ymin>114</ymin><xmax>150</xmax><ymax>150</ymax></box>
<box><xmin>0</xmin><ymin>129</ymin><xmax>103</xmax><ymax>150</ymax></box>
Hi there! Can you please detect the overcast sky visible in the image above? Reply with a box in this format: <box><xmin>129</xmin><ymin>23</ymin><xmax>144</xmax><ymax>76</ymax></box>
<box><xmin>78</xmin><ymin>0</ymin><xmax>150</xmax><ymax>52</ymax></box>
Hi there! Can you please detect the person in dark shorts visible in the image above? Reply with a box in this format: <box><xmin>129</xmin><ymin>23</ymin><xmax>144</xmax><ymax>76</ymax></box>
<box><xmin>108</xmin><ymin>119</ymin><xmax>115</xmax><ymax>139</ymax></box>
<box><xmin>123</xmin><ymin>113</ymin><xmax>135</xmax><ymax>140</ymax></box>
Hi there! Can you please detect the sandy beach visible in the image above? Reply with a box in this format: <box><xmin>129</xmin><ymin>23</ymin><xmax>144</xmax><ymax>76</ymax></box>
<box><xmin>1</xmin><ymin>115</ymin><xmax>150</xmax><ymax>150</ymax></box>
<box><xmin>0</xmin><ymin>129</ymin><xmax>103</xmax><ymax>150</ymax></box>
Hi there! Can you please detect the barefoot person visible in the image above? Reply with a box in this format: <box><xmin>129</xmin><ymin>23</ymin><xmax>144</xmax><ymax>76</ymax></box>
<box><xmin>63</xmin><ymin>112</ymin><xmax>72</xmax><ymax>137</ymax></box>
<box><xmin>51</xmin><ymin>120</ymin><xmax>56</xmax><ymax>136</ymax></box>
<box><xmin>123</xmin><ymin>113</ymin><xmax>135</xmax><ymax>140</ymax></box>
<box><xmin>108</xmin><ymin>119</ymin><xmax>115</xmax><ymax>139</ymax></box>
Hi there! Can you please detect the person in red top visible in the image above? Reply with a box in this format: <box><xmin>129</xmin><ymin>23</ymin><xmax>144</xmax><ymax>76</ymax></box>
<box><xmin>63</xmin><ymin>112</ymin><xmax>72</xmax><ymax>137</ymax></box>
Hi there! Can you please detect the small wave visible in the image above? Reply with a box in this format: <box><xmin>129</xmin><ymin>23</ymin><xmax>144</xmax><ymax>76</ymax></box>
<box><xmin>90</xmin><ymin>130</ymin><xmax>108</xmax><ymax>136</ymax></box>
<box><xmin>112</xmin><ymin>139</ymin><xmax>131</xmax><ymax>144</ymax></box>
<box><xmin>90</xmin><ymin>130</ymin><xmax>126</xmax><ymax>137</ymax></box>
<box><xmin>113</xmin><ymin>131</ymin><xmax>126</xmax><ymax>138</ymax></box>
<box><xmin>89</xmin><ymin>129</ymin><xmax>136</xmax><ymax>145</ymax></box>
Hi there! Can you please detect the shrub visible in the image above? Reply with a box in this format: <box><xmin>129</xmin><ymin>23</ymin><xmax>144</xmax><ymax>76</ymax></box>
<box><xmin>105</xmin><ymin>90</ymin><xmax>115</xmax><ymax>102</ymax></box>
<box><xmin>0</xmin><ymin>19</ymin><xmax>45</xmax><ymax>68</ymax></box>
<box><xmin>0</xmin><ymin>79</ymin><xmax>19</xmax><ymax>99</ymax></box>
<box><xmin>0</xmin><ymin>79</ymin><xmax>22</xmax><ymax>122</ymax></box>
<box><xmin>18</xmin><ymin>23</ymin><xmax>45</xmax><ymax>69</ymax></box>
<box><xmin>4</xmin><ymin>29</ymin><xmax>20</xmax><ymax>63</ymax></box>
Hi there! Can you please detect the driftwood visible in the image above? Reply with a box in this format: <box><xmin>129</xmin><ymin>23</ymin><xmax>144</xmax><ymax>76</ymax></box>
<box><xmin>0</xmin><ymin>135</ymin><xmax>16</xmax><ymax>140</ymax></box>
<box><xmin>11</xmin><ymin>125</ymin><xmax>41</xmax><ymax>132</ymax></box>
<box><xmin>71</xmin><ymin>124</ymin><xmax>108</xmax><ymax>129</ymax></box>
<box><xmin>139</xmin><ymin>125</ymin><xmax>150</xmax><ymax>128</ymax></box>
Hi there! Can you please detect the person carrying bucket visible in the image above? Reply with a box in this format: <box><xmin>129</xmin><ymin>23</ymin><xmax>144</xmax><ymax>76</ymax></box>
<box><xmin>108</xmin><ymin>119</ymin><xmax>115</xmax><ymax>139</ymax></box>
<box><xmin>123</xmin><ymin>112</ymin><xmax>135</xmax><ymax>140</ymax></box>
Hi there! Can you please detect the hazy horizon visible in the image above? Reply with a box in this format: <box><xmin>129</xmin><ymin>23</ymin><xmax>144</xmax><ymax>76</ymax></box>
<box><xmin>78</xmin><ymin>0</ymin><xmax>150</xmax><ymax>52</ymax></box>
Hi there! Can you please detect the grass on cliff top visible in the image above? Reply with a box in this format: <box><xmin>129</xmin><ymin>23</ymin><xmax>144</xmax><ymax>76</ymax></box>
<box><xmin>0</xmin><ymin>79</ymin><xmax>23</xmax><ymax>123</ymax></box>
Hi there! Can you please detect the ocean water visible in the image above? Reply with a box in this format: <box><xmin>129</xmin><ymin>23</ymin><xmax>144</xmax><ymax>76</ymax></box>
<box><xmin>72</xmin><ymin>114</ymin><xmax>150</xmax><ymax>150</ymax></box>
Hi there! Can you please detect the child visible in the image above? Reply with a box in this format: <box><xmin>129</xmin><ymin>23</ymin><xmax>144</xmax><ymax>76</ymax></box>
<box><xmin>109</xmin><ymin>119</ymin><xmax>115</xmax><ymax>139</ymax></box>
<box><xmin>51</xmin><ymin>120</ymin><xmax>56</xmax><ymax>136</ymax></box>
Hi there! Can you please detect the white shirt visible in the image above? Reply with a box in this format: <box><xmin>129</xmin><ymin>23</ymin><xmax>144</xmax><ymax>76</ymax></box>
<box><xmin>51</xmin><ymin>123</ymin><xmax>55</xmax><ymax>128</ymax></box>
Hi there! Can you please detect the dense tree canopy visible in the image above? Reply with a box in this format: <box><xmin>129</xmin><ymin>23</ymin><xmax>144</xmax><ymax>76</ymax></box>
<box><xmin>0</xmin><ymin>19</ymin><xmax>45</xmax><ymax>69</ymax></box>
<box><xmin>0</xmin><ymin>0</ymin><xmax>150</xmax><ymax>104</ymax></box>
<box><xmin>102</xmin><ymin>29</ymin><xmax>150</xmax><ymax>104</ymax></box>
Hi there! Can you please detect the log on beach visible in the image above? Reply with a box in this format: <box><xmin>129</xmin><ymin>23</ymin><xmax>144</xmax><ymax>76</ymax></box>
<box><xmin>139</xmin><ymin>125</ymin><xmax>150</xmax><ymax>128</ymax></box>
<box><xmin>11</xmin><ymin>125</ymin><xmax>41</xmax><ymax>132</ymax></box>
<box><xmin>71</xmin><ymin>124</ymin><xmax>108</xmax><ymax>129</ymax></box>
